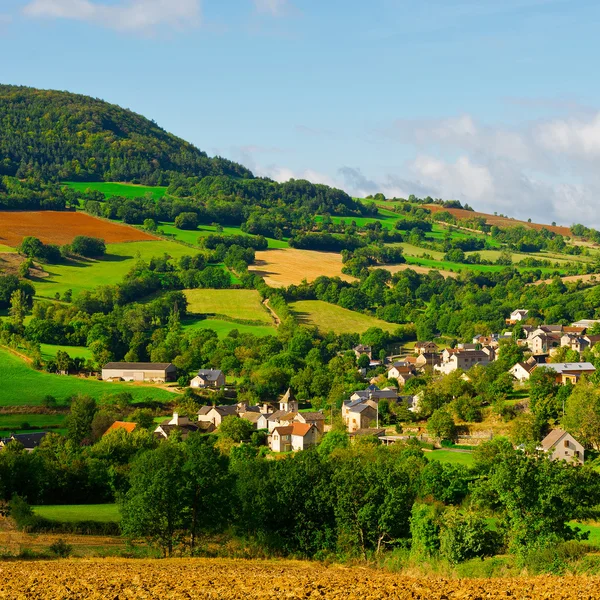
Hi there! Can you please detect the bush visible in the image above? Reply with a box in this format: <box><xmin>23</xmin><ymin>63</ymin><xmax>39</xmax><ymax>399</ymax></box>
<box><xmin>174</xmin><ymin>212</ymin><xmax>198</xmax><ymax>230</ymax></box>
<box><xmin>523</xmin><ymin>540</ymin><xmax>591</xmax><ymax>574</ymax></box>
<box><xmin>70</xmin><ymin>236</ymin><xmax>106</xmax><ymax>257</ymax></box>
<box><xmin>409</xmin><ymin>503</ymin><xmax>443</xmax><ymax>558</ymax></box>
<box><xmin>49</xmin><ymin>538</ymin><xmax>73</xmax><ymax>558</ymax></box>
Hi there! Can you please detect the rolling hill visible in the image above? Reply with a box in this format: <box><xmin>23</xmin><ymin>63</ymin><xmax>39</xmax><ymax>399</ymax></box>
<box><xmin>0</xmin><ymin>84</ymin><xmax>252</xmax><ymax>184</ymax></box>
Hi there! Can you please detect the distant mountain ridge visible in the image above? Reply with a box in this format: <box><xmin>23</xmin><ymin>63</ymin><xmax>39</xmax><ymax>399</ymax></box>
<box><xmin>0</xmin><ymin>84</ymin><xmax>253</xmax><ymax>184</ymax></box>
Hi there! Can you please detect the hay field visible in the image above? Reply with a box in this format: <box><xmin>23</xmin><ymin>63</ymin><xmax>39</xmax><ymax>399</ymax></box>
<box><xmin>2</xmin><ymin>558</ymin><xmax>600</xmax><ymax>599</ymax></box>
<box><xmin>183</xmin><ymin>289</ymin><xmax>273</xmax><ymax>324</ymax></box>
<box><xmin>249</xmin><ymin>248</ymin><xmax>355</xmax><ymax>287</ymax></box>
<box><xmin>290</xmin><ymin>300</ymin><xmax>398</xmax><ymax>335</ymax></box>
<box><xmin>383</xmin><ymin>263</ymin><xmax>458</xmax><ymax>279</ymax></box>
<box><xmin>0</xmin><ymin>211</ymin><xmax>157</xmax><ymax>247</ymax></box>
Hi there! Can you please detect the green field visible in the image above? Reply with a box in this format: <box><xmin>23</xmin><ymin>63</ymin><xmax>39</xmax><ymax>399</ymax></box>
<box><xmin>0</xmin><ymin>413</ymin><xmax>67</xmax><ymax>431</ymax></box>
<box><xmin>64</xmin><ymin>181</ymin><xmax>167</xmax><ymax>200</ymax></box>
<box><xmin>34</xmin><ymin>240</ymin><xmax>200</xmax><ymax>298</ymax></box>
<box><xmin>0</xmin><ymin>244</ymin><xmax>16</xmax><ymax>253</ymax></box>
<box><xmin>182</xmin><ymin>318</ymin><xmax>276</xmax><ymax>337</ymax></box>
<box><xmin>159</xmin><ymin>223</ymin><xmax>289</xmax><ymax>250</ymax></box>
<box><xmin>425</xmin><ymin>449</ymin><xmax>475</xmax><ymax>466</ymax></box>
<box><xmin>33</xmin><ymin>504</ymin><xmax>121</xmax><ymax>523</ymax></box>
<box><xmin>0</xmin><ymin>347</ymin><xmax>176</xmax><ymax>406</ymax></box>
<box><xmin>289</xmin><ymin>300</ymin><xmax>398</xmax><ymax>335</ymax></box>
<box><xmin>40</xmin><ymin>344</ymin><xmax>93</xmax><ymax>362</ymax></box>
<box><xmin>184</xmin><ymin>289</ymin><xmax>273</xmax><ymax>324</ymax></box>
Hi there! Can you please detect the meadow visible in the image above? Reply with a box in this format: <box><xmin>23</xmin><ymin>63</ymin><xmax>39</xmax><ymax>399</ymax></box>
<box><xmin>0</xmin><ymin>348</ymin><xmax>176</xmax><ymax>406</ymax></box>
<box><xmin>289</xmin><ymin>300</ymin><xmax>398</xmax><ymax>335</ymax></box>
<box><xmin>33</xmin><ymin>240</ymin><xmax>199</xmax><ymax>298</ymax></box>
<box><xmin>183</xmin><ymin>289</ymin><xmax>273</xmax><ymax>324</ymax></box>
<box><xmin>40</xmin><ymin>344</ymin><xmax>93</xmax><ymax>362</ymax></box>
<box><xmin>425</xmin><ymin>449</ymin><xmax>475</xmax><ymax>466</ymax></box>
<box><xmin>0</xmin><ymin>413</ymin><xmax>66</xmax><ymax>432</ymax></box>
<box><xmin>64</xmin><ymin>181</ymin><xmax>167</xmax><ymax>200</ymax></box>
<box><xmin>182</xmin><ymin>318</ymin><xmax>276</xmax><ymax>337</ymax></box>
<box><xmin>33</xmin><ymin>504</ymin><xmax>121</xmax><ymax>523</ymax></box>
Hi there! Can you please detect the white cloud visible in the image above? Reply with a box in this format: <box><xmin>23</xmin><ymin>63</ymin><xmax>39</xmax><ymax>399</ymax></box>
<box><xmin>22</xmin><ymin>0</ymin><xmax>201</xmax><ymax>32</ymax></box>
<box><xmin>535</xmin><ymin>114</ymin><xmax>600</xmax><ymax>159</ymax></box>
<box><xmin>253</xmin><ymin>0</ymin><xmax>290</xmax><ymax>17</ymax></box>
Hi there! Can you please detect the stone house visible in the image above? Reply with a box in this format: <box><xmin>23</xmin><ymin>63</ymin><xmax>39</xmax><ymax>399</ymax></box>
<box><xmin>270</xmin><ymin>422</ymin><xmax>320</xmax><ymax>452</ymax></box>
<box><xmin>540</xmin><ymin>429</ymin><xmax>584</xmax><ymax>465</ymax></box>
<box><xmin>190</xmin><ymin>369</ymin><xmax>225</xmax><ymax>388</ymax></box>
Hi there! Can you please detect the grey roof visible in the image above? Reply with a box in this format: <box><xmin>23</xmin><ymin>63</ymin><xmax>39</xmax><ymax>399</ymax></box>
<box><xmin>1</xmin><ymin>432</ymin><xmax>48</xmax><ymax>449</ymax></box>
<box><xmin>103</xmin><ymin>362</ymin><xmax>175</xmax><ymax>370</ymax></box>
<box><xmin>349</xmin><ymin>428</ymin><xmax>386</xmax><ymax>437</ymax></box>
<box><xmin>267</xmin><ymin>410</ymin><xmax>289</xmax><ymax>422</ymax></box>
<box><xmin>299</xmin><ymin>412</ymin><xmax>325</xmax><ymax>421</ymax></box>
<box><xmin>542</xmin><ymin>362</ymin><xmax>596</xmax><ymax>374</ymax></box>
<box><xmin>351</xmin><ymin>404</ymin><xmax>374</xmax><ymax>414</ymax></box>
<box><xmin>196</xmin><ymin>369</ymin><xmax>223</xmax><ymax>381</ymax></box>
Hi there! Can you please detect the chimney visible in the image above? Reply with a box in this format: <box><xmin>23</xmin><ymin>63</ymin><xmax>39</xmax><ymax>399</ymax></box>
<box><xmin>171</xmin><ymin>412</ymin><xmax>179</xmax><ymax>426</ymax></box>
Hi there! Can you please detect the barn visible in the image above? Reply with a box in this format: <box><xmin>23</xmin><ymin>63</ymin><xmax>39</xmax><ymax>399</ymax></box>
<box><xmin>101</xmin><ymin>362</ymin><xmax>177</xmax><ymax>383</ymax></box>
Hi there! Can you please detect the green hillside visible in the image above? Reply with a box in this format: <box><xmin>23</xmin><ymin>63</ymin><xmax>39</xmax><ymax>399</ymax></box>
<box><xmin>0</xmin><ymin>84</ymin><xmax>252</xmax><ymax>183</ymax></box>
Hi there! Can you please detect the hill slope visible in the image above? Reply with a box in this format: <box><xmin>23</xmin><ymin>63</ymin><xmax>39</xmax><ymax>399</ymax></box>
<box><xmin>0</xmin><ymin>84</ymin><xmax>252</xmax><ymax>184</ymax></box>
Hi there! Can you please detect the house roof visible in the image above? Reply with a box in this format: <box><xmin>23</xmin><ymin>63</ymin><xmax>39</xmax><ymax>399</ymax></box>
<box><xmin>290</xmin><ymin>422</ymin><xmax>313</xmax><ymax>437</ymax></box>
<box><xmin>103</xmin><ymin>421</ymin><xmax>137</xmax><ymax>436</ymax></box>
<box><xmin>298</xmin><ymin>412</ymin><xmax>325</xmax><ymax>421</ymax></box>
<box><xmin>563</xmin><ymin>326</ymin><xmax>586</xmax><ymax>334</ymax></box>
<box><xmin>196</xmin><ymin>369</ymin><xmax>223</xmax><ymax>381</ymax></box>
<box><xmin>267</xmin><ymin>409</ymin><xmax>289</xmax><ymax>422</ymax></box>
<box><xmin>0</xmin><ymin>432</ymin><xmax>48</xmax><ymax>449</ymax></box>
<box><xmin>272</xmin><ymin>425</ymin><xmax>294</xmax><ymax>436</ymax></box>
<box><xmin>103</xmin><ymin>362</ymin><xmax>175</xmax><ymax>370</ymax></box>
<box><xmin>542</xmin><ymin>362</ymin><xmax>596</xmax><ymax>374</ymax></box>
<box><xmin>198</xmin><ymin>406</ymin><xmax>213</xmax><ymax>416</ymax></box>
<box><xmin>350</xmin><ymin>404</ymin><xmax>375</xmax><ymax>414</ymax></box>
<box><xmin>540</xmin><ymin>428</ymin><xmax>569</xmax><ymax>450</ymax></box>
<box><xmin>349</xmin><ymin>428</ymin><xmax>386</xmax><ymax>437</ymax></box>
<box><xmin>241</xmin><ymin>412</ymin><xmax>262</xmax><ymax>423</ymax></box>
<box><xmin>415</xmin><ymin>341</ymin><xmax>437</xmax><ymax>348</ymax></box>
<box><xmin>353</xmin><ymin>344</ymin><xmax>372</xmax><ymax>352</ymax></box>
<box><xmin>512</xmin><ymin>362</ymin><xmax>536</xmax><ymax>374</ymax></box>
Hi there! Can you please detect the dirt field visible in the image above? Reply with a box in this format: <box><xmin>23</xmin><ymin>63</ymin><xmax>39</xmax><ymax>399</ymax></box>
<box><xmin>249</xmin><ymin>248</ymin><xmax>355</xmax><ymax>287</ymax></box>
<box><xmin>0</xmin><ymin>211</ymin><xmax>157</xmax><ymax>247</ymax></box>
<box><xmin>1</xmin><ymin>558</ymin><xmax>599</xmax><ymax>599</ymax></box>
<box><xmin>533</xmin><ymin>272</ymin><xmax>600</xmax><ymax>286</ymax></box>
<box><xmin>426</xmin><ymin>205</ymin><xmax>572</xmax><ymax>237</ymax></box>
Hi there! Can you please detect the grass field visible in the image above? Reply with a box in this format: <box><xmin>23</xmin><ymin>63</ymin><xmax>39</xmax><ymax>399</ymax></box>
<box><xmin>64</xmin><ymin>182</ymin><xmax>167</xmax><ymax>200</ymax></box>
<box><xmin>425</xmin><ymin>449</ymin><xmax>475</xmax><ymax>466</ymax></box>
<box><xmin>33</xmin><ymin>504</ymin><xmax>121</xmax><ymax>523</ymax></box>
<box><xmin>0</xmin><ymin>413</ymin><xmax>67</xmax><ymax>431</ymax></box>
<box><xmin>182</xmin><ymin>318</ymin><xmax>276</xmax><ymax>337</ymax></box>
<box><xmin>34</xmin><ymin>240</ymin><xmax>199</xmax><ymax>298</ymax></box>
<box><xmin>290</xmin><ymin>300</ymin><xmax>398</xmax><ymax>335</ymax></box>
<box><xmin>0</xmin><ymin>347</ymin><xmax>176</xmax><ymax>406</ymax></box>
<box><xmin>250</xmin><ymin>248</ymin><xmax>355</xmax><ymax>287</ymax></box>
<box><xmin>40</xmin><ymin>344</ymin><xmax>93</xmax><ymax>362</ymax></box>
<box><xmin>184</xmin><ymin>289</ymin><xmax>272</xmax><ymax>323</ymax></box>
<box><xmin>159</xmin><ymin>223</ymin><xmax>289</xmax><ymax>250</ymax></box>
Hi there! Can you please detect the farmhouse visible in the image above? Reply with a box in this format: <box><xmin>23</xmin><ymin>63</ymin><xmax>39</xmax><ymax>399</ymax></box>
<box><xmin>387</xmin><ymin>362</ymin><xmax>416</xmax><ymax>381</ymax></box>
<box><xmin>0</xmin><ymin>432</ymin><xmax>48</xmax><ymax>452</ymax></box>
<box><xmin>103</xmin><ymin>421</ymin><xmax>137</xmax><ymax>436</ymax></box>
<box><xmin>295</xmin><ymin>411</ymin><xmax>326</xmax><ymax>434</ymax></box>
<box><xmin>154</xmin><ymin>413</ymin><xmax>200</xmax><ymax>439</ymax></box>
<box><xmin>190</xmin><ymin>369</ymin><xmax>225</xmax><ymax>388</ymax></box>
<box><xmin>197</xmin><ymin>405</ymin><xmax>239</xmax><ymax>427</ymax></box>
<box><xmin>434</xmin><ymin>348</ymin><xmax>491</xmax><ymax>374</ymax></box>
<box><xmin>541</xmin><ymin>362</ymin><xmax>596</xmax><ymax>384</ymax></box>
<box><xmin>506</xmin><ymin>309</ymin><xmax>529</xmax><ymax>324</ymax></box>
<box><xmin>353</xmin><ymin>344</ymin><xmax>372</xmax><ymax>359</ymax></box>
<box><xmin>101</xmin><ymin>362</ymin><xmax>176</xmax><ymax>383</ymax></box>
<box><xmin>414</xmin><ymin>341</ymin><xmax>438</xmax><ymax>355</ymax></box>
<box><xmin>509</xmin><ymin>358</ymin><xmax>537</xmax><ymax>382</ymax></box>
<box><xmin>269</xmin><ymin>422</ymin><xmax>320</xmax><ymax>452</ymax></box>
<box><xmin>540</xmin><ymin>429</ymin><xmax>584</xmax><ymax>465</ymax></box>
<box><xmin>342</xmin><ymin>398</ymin><xmax>378</xmax><ymax>432</ymax></box>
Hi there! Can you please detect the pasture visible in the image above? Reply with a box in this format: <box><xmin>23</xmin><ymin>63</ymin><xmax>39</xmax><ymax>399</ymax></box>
<box><xmin>0</xmin><ymin>413</ymin><xmax>66</xmax><ymax>431</ymax></box>
<box><xmin>159</xmin><ymin>223</ymin><xmax>289</xmax><ymax>250</ymax></box>
<box><xmin>290</xmin><ymin>300</ymin><xmax>398</xmax><ymax>335</ymax></box>
<box><xmin>183</xmin><ymin>289</ymin><xmax>273</xmax><ymax>324</ymax></box>
<box><xmin>0</xmin><ymin>347</ymin><xmax>176</xmax><ymax>406</ymax></box>
<box><xmin>0</xmin><ymin>211</ymin><xmax>157</xmax><ymax>248</ymax></box>
<box><xmin>250</xmin><ymin>248</ymin><xmax>355</xmax><ymax>287</ymax></box>
<box><xmin>33</xmin><ymin>240</ymin><xmax>197</xmax><ymax>298</ymax></box>
<box><xmin>40</xmin><ymin>344</ymin><xmax>93</xmax><ymax>362</ymax></box>
<box><xmin>425</xmin><ymin>449</ymin><xmax>475</xmax><ymax>466</ymax></box>
<box><xmin>33</xmin><ymin>504</ymin><xmax>121</xmax><ymax>523</ymax></box>
<box><xmin>64</xmin><ymin>181</ymin><xmax>167</xmax><ymax>200</ymax></box>
<box><xmin>182</xmin><ymin>318</ymin><xmax>276</xmax><ymax>337</ymax></box>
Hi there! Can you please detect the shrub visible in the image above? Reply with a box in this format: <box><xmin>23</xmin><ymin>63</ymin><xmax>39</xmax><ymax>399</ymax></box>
<box><xmin>49</xmin><ymin>538</ymin><xmax>73</xmax><ymax>558</ymax></box>
<box><xmin>70</xmin><ymin>236</ymin><xmax>106</xmax><ymax>257</ymax></box>
<box><xmin>523</xmin><ymin>540</ymin><xmax>591</xmax><ymax>574</ymax></box>
<box><xmin>174</xmin><ymin>212</ymin><xmax>198</xmax><ymax>230</ymax></box>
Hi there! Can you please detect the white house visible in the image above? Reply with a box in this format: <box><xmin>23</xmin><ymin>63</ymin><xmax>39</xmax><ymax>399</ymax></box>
<box><xmin>509</xmin><ymin>360</ymin><xmax>537</xmax><ymax>382</ymax></box>
<box><xmin>190</xmin><ymin>369</ymin><xmax>225</xmax><ymax>388</ymax></box>
<box><xmin>270</xmin><ymin>422</ymin><xmax>320</xmax><ymax>452</ymax></box>
<box><xmin>540</xmin><ymin>429</ymin><xmax>584</xmax><ymax>465</ymax></box>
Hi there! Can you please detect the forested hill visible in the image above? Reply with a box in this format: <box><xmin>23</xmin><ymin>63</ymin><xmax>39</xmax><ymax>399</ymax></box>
<box><xmin>0</xmin><ymin>84</ymin><xmax>253</xmax><ymax>184</ymax></box>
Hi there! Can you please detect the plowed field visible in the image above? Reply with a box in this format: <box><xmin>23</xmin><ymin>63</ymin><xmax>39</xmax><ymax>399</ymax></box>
<box><xmin>426</xmin><ymin>204</ymin><xmax>572</xmax><ymax>237</ymax></box>
<box><xmin>0</xmin><ymin>211</ymin><xmax>157</xmax><ymax>247</ymax></box>
<box><xmin>1</xmin><ymin>558</ymin><xmax>599</xmax><ymax>598</ymax></box>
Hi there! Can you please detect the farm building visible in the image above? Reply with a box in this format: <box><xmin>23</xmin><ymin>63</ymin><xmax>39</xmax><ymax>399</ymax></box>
<box><xmin>101</xmin><ymin>362</ymin><xmax>177</xmax><ymax>382</ymax></box>
<box><xmin>190</xmin><ymin>369</ymin><xmax>225</xmax><ymax>388</ymax></box>
<box><xmin>540</xmin><ymin>429</ymin><xmax>584</xmax><ymax>465</ymax></box>
<box><xmin>103</xmin><ymin>421</ymin><xmax>137</xmax><ymax>436</ymax></box>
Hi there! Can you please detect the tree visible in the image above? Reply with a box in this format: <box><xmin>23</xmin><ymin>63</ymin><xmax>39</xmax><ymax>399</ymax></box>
<box><xmin>9</xmin><ymin>289</ymin><xmax>28</xmax><ymax>331</ymax></box>
<box><xmin>70</xmin><ymin>236</ymin><xmax>106</xmax><ymax>257</ymax></box>
<box><xmin>218</xmin><ymin>416</ymin><xmax>254</xmax><ymax>442</ymax></box>
<box><xmin>427</xmin><ymin>409</ymin><xmax>456</xmax><ymax>441</ymax></box>
<box><xmin>121</xmin><ymin>443</ymin><xmax>188</xmax><ymax>556</ymax></box>
<box><xmin>529</xmin><ymin>367</ymin><xmax>560</xmax><ymax>421</ymax></box>
<box><xmin>317</xmin><ymin>430</ymin><xmax>349</xmax><ymax>456</ymax></box>
<box><xmin>357</xmin><ymin>353</ymin><xmax>370</xmax><ymax>369</ymax></box>
<box><xmin>562</xmin><ymin>381</ymin><xmax>600</xmax><ymax>449</ymax></box>
<box><xmin>66</xmin><ymin>395</ymin><xmax>97</xmax><ymax>445</ymax></box>
<box><xmin>174</xmin><ymin>212</ymin><xmax>198</xmax><ymax>230</ymax></box>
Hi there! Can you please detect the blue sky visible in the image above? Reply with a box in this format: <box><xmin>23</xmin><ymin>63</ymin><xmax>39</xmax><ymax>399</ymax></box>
<box><xmin>2</xmin><ymin>0</ymin><xmax>600</xmax><ymax>225</ymax></box>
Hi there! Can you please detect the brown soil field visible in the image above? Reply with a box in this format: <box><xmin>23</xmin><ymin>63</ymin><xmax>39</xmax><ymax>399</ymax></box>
<box><xmin>426</xmin><ymin>205</ymin><xmax>572</xmax><ymax>237</ymax></box>
<box><xmin>1</xmin><ymin>558</ymin><xmax>599</xmax><ymax>599</ymax></box>
<box><xmin>0</xmin><ymin>252</ymin><xmax>48</xmax><ymax>278</ymax></box>
<box><xmin>383</xmin><ymin>263</ymin><xmax>458</xmax><ymax>279</ymax></box>
<box><xmin>249</xmin><ymin>248</ymin><xmax>355</xmax><ymax>287</ymax></box>
<box><xmin>0</xmin><ymin>211</ymin><xmax>157</xmax><ymax>247</ymax></box>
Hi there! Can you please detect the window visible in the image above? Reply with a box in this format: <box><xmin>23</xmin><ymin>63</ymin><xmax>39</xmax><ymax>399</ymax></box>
<box><xmin>564</xmin><ymin>440</ymin><xmax>569</xmax><ymax>448</ymax></box>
